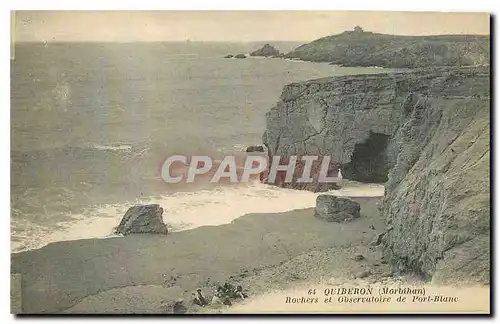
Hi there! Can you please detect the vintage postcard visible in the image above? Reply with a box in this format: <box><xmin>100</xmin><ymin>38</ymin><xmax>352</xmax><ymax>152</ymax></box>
<box><xmin>10</xmin><ymin>11</ymin><xmax>490</xmax><ymax>314</ymax></box>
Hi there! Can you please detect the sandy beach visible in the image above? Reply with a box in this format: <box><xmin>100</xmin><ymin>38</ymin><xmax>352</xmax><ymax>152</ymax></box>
<box><xmin>12</xmin><ymin>197</ymin><xmax>392</xmax><ymax>314</ymax></box>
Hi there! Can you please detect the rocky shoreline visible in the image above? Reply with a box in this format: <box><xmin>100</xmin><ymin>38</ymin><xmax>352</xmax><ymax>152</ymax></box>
<box><xmin>12</xmin><ymin>197</ymin><xmax>387</xmax><ymax>314</ymax></box>
<box><xmin>284</xmin><ymin>30</ymin><xmax>490</xmax><ymax>68</ymax></box>
<box><xmin>11</xmin><ymin>30</ymin><xmax>491</xmax><ymax>314</ymax></box>
<box><xmin>223</xmin><ymin>30</ymin><xmax>489</xmax><ymax>69</ymax></box>
<box><xmin>262</xmin><ymin>65</ymin><xmax>490</xmax><ymax>284</ymax></box>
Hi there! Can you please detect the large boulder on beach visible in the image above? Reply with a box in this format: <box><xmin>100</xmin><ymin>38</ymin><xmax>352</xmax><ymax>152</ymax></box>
<box><xmin>314</xmin><ymin>195</ymin><xmax>360</xmax><ymax>222</ymax></box>
<box><xmin>250</xmin><ymin>44</ymin><xmax>280</xmax><ymax>57</ymax></box>
<box><xmin>115</xmin><ymin>204</ymin><xmax>168</xmax><ymax>235</ymax></box>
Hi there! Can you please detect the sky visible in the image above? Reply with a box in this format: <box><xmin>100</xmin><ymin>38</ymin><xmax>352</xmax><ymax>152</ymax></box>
<box><xmin>13</xmin><ymin>11</ymin><xmax>490</xmax><ymax>43</ymax></box>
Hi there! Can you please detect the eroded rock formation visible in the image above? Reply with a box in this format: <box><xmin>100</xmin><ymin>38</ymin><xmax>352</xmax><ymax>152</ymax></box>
<box><xmin>246</xmin><ymin>145</ymin><xmax>265</xmax><ymax>153</ymax></box>
<box><xmin>263</xmin><ymin>66</ymin><xmax>490</xmax><ymax>284</ymax></box>
<box><xmin>250</xmin><ymin>44</ymin><xmax>281</xmax><ymax>57</ymax></box>
<box><xmin>263</xmin><ymin>72</ymin><xmax>406</xmax><ymax>182</ymax></box>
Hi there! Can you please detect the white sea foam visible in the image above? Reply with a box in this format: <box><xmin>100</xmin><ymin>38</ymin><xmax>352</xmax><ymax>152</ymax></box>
<box><xmin>11</xmin><ymin>181</ymin><xmax>384</xmax><ymax>253</ymax></box>
<box><xmin>90</xmin><ymin>143</ymin><xmax>133</xmax><ymax>152</ymax></box>
<box><xmin>284</xmin><ymin>58</ymin><xmax>307</xmax><ymax>63</ymax></box>
<box><xmin>216</xmin><ymin>143</ymin><xmax>259</xmax><ymax>153</ymax></box>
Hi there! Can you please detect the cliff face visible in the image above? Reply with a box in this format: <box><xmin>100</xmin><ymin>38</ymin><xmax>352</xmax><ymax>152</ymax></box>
<box><xmin>263</xmin><ymin>67</ymin><xmax>490</xmax><ymax>283</ymax></box>
<box><xmin>285</xmin><ymin>31</ymin><xmax>490</xmax><ymax>68</ymax></box>
<box><xmin>263</xmin><ymin>73</ymin><xmax>405</xmax><ymax>183</ymax></box>
<box><xmin>381</xmin><ymin>69</ymin><xmax>490</xmax><ymax>284</ymax></box>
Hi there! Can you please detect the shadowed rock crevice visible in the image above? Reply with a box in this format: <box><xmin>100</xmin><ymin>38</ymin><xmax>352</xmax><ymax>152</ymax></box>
<box><xmin>342</xmin><ymin>131</ymin><xmax>391</xmax><ymax>183</ymax></box>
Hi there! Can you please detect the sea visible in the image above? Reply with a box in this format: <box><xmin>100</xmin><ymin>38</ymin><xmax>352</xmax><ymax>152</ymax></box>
<box><xmin>11</xmin><ymin>42</ymin><xmax>387</xmax><ymax>253</ymax></box>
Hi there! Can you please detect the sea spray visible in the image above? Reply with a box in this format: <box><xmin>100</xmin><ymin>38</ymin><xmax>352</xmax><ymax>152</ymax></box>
<box><xmin>11</xmin><ymin>181</ymin><xmax>384</xmax><ymax>253</ymax></box>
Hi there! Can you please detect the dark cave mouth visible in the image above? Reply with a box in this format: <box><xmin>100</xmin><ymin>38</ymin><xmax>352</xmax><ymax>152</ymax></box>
<box><xmin>342</xmin><ymin>131</ymin><xmax>391</xmax><ymax>183</ymax></box>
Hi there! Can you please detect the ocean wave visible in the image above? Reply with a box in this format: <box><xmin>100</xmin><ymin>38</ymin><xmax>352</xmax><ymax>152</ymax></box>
<box><xmin>216</xmin><ymin>143</ymin><xmax>267</xmax><ymax>153</ymax></box>
<box><xmin>11</xmin><ymin>181</ymin><xmax>384</xmax><ymax>253</ymax></box>
<box><xmin>12</xmin><ymin>143</ymin><xmax>142</xmax><ymax>161</ymax></box>
<box><xmin>285</xmin><ymin>58</ymin><xmax>307</xmax><ymax>63</ymax></box>
<box><xmin>90</xmin><ymin>143</ymin><xmax>133</xmax><ymax>152</ymax></box>
<box><xmin>232</xmin><ymin>143</ymin><xmax>252</xmax><ymax>152</ymax></box>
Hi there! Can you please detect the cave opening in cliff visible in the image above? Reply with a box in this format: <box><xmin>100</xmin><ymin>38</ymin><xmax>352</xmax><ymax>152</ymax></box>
<box><xmin>342</xmin><ymin>131</ymin><xmax>391</xmax><ymax>183</ymax></box>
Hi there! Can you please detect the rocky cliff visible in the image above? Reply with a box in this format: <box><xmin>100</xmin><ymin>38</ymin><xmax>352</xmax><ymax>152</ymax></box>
<box><xmin>285</xmin><ymin>31</ymin><xmax>490</xmax><ymax>68</ymax></box>
<box><xmin>262</xmin><ymin>66</ymin><xmax>490</xmax><ymax>284</ymax></box>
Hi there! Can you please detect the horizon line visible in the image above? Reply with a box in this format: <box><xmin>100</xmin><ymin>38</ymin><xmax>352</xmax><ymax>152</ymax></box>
<box><xmin>12</xmin><ymin>31</ymin><xmax>491</xmax><ymax>44</ymax></box>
